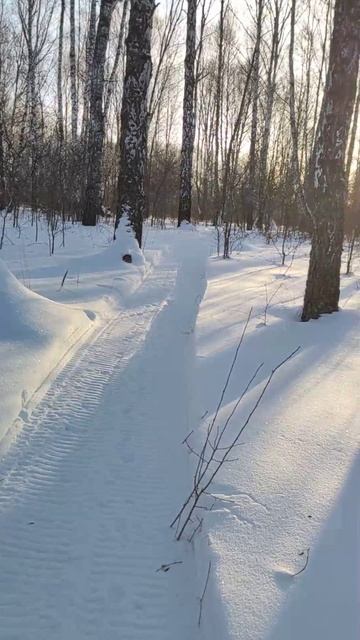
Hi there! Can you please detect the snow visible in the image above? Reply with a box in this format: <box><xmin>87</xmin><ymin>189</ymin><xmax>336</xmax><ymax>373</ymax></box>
<box><xmin>0</xmin><ymin>256</ymin><xmax>92</xmax><ymax>447</ymax></box>
<box><xmin>0</xmin><ymin>217</ymin><xmax>209</xmax><ymax>639</ymax></box>
<box><xmin>194</xmin><ymin>235</ymin><xmax>360</xmax><ymax>640</ymax></box>
<box><xmin>0</xmin><ymin>215</ymin><xmax>154</xmax><ymax>451</ymax></box>
<box><xmin>0</xmin><ymin>220</ymin><xmax>359</xmax><ymax>639</ymax></box>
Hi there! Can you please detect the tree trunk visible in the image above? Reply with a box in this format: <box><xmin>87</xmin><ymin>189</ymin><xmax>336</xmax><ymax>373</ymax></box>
<box><xmin>69</xmin><ymin>0</ymin><xmax>78</xmax><ymax>143</ymax></box>
<box><xmin>83</xmin><ymin>0</ymin><xmax>117</xmax><ymax>227</ymax></box>
<box><xmin>0</xmin><ymin>39</ymin><xmax>7</xmax><ymax>210</ymax></box>
<box><xmin>213</xmin><ymin>0</ymin><xmax>225</xmax><ymax>225</ymax></box>
<box><xmin>308</xmin><ymin>0</ymin><xmax>332</xmax><ymax>168</ymax></box>
<box><xmin>115</xmin><ymin>0</ymin><xmax>155</xmax><ymax>248</ymax></box>
<box><xmin>25</xmin><ymin>0</ymin><xmax>38</xmax><ymax>214</ymax></box>
<box><xmin>257</xmin><ymin>0</ymin><xmax>281</xmax><ymax>230</ymax></box>
<box><xmin>177</xmin><ymin>0</ymin><xmax>197</xmax><ymax>226</ymax></box>
<box><xmin>104</xmin><ymin>0</ymin><xmax>129</xmax><ymax>122</ymax></box>
<box><xmin>289</xmin><ymin>0</ymin><xmax>310</xmax><ymax>224</ymax></box>
<box><xmin>81</xmin><ymin>0</ymin><xmax>97</xmax><ymax>142</ymax></box>
<box><xmin>345</xmin><ymin>72</ymin><xmax>360</xmax><ymax>187</ymax></box>
<box><xmin>246</xmin><ymin>0</ymin><xmax>264</xmax><ymax>230</ymax></box>
<box><xmin>302</xmin><ymin>0</ymin><xmax>360</xmax><ymax>321</ymax></box>
<box><xmin>57</xmin><ymin>0</ymin><xmax>65</xmax><ymax>144</ymax></box>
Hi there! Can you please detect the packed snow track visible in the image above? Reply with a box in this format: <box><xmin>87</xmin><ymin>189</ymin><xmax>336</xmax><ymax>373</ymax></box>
<box><xmin>0</xmin><ymin>234</ymin><xmax>208</xmax><ymax>640</ymax></box>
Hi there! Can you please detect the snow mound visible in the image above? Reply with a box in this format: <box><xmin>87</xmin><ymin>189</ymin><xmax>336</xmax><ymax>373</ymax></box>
<box><xmin>114</xmin><ymin>215</ymin><xmax>145</xmax><ymax>266</ymax></box>
<box><xmin>179</xmin><ymin>220</ymin><xmax>197</xmax><ymax>232</ymax></box>
<box><xmin>0</xmin><ymin>258</ymin><xmax>91</xmax><ymax>445</ymax></box>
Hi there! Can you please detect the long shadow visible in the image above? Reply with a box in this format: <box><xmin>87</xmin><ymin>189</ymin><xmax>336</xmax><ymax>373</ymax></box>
<box><xmin>196</xmin><ymin>302</ymin><xmax>359</xmax><ymax>430</ymax></box>
<box><xmin>265</xmin><ymin>449</ymin><xmax>360</xmax><ymax>640</ymax></box>
<box><xmin>193</xmin><ymin>270</ymin><xmax>360</xmax><ymax>640</ymax></box>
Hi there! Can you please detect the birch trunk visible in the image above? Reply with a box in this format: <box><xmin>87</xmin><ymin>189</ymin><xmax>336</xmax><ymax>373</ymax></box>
<box><xmin>21</xmin><ymin>0</ymin><xmax>38</xmax><ymax>213</ymax></box>
<box><xmin>115</xmin><ymin>0</ymin><xmax>155</xmax><ymax>247</ymax></box>
<box><xmin>69</xmin><ymin>0</ymin><xmax>78</xmax><ymax>143</ymax></box>
<box><xmin>177</xmin><ymin>0</ymin><xmax>197</xmax><ymax>226</ymax></box>
<box><xmin>345</xmin><ymin>73</ymin><xmax>360</xmax><ymax>187</ymax></box>
<box><xmin>246</xmin><ymin>0</ymin><xmax>263</xmax><ymax>230</ymax></box>
<box><xmin>57</xmin><ymin>0</ymin><xmax>65</xmax><ymax>144</ymax></box>
<box><xmin>81</xmin><ymin>0</ymin><xmax>97</xmax><ymax>142</ymax></box>
<box><xmin>289</xmin><ymin>0</ymin><xmax>309</xmax><ymax>222</ymax></box>
<box><xmin>214</xmin><ymin>0</ymin><xmax>225</xmax><ymax>224</ymax></box>
<box><xmin>302</xmin><ymin>0</ymin><xmax>360</xmax><ymax>321</ymax></box>
<box><xmin>0</xmin><ymin>35</ymin><xmax>6</xmax><ymax>210</ymax></box>
<box><xmin>83</xmin><ymin>0</ymin><xmax>117</xmax><ymax>226</ymax></box>
<box><xmin>104</xmin><ymin>0</ymin><xmax>129</xmax><ymax>122</ymax></box>
<box><xmin>257</xmin><ymin>0</ymin><xmax>281</xmax><ymax>230</ymax></box>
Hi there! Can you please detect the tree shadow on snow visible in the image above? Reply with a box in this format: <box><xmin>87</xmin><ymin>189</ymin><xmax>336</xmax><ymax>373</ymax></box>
<box><xmin>196</xmin><ymin>305</ymin><xmax>360</xmax><ymax>439</ymax></box>
<box><xmin>265</xmin><ymin>449</ymin><xmax>360</xmax><ymax>640</ymax></box>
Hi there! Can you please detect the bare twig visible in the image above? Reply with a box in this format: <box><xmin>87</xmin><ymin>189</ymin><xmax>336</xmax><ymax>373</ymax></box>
<box><xmin>156</xmin><ymin>561</ymin><xmax>183</xmax><ymax>573</ymax></box>
<box><xmin>60</xmin><ymin>269</ymin><xmax>68</xmax><ymax>289</ymax></box>
<box><xmin>172</xmin><ymin>344</ymin><xmax>301</xmax><ymax>541</ymax></box>
<box><xmin>170</xmin><ymin>310</ymin><xmax>253</xmax><ymax>532</ymax></box>
<box><xmin>292</xmin><ymin>548</ymin><xmax>310</xmax><ymax>577</ymax></box>
<box><xmin>188</xmin><ymin>517</ymin><xmax>203</xmax><ymax>543</ymax></box>
<box><xmin>182</xmin><ymin>429</ymin><xmax>194</xmax><ymax>445</ymax></box>
<box><xmin>198</xmin><ymin>561</ymin><xmax>211</xmax><ymax>627</ymax></box>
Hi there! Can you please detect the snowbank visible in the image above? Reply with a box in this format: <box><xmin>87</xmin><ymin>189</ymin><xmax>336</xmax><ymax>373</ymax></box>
<box><xmin>193</xmin><ymin>236</ymin><xmax>360</xmax><ymax>640</ymax></box>
<box><xmin>0</xmin><ymin>217</ymin><xmax>160</xmax><ymax>449</ymax></box>
<box><xmin>179</xmin><ymin>220</ymin><xmax>197</xmax><ymax>232</ymax></box>
<box><xmin>0</xmin><ymin>258</ymin><xmax>92</xmax><ymax>446</ymax></box>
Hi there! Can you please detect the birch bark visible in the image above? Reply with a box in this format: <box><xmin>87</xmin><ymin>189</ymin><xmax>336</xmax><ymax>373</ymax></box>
<box><xmin>116</xmin><ymin>0</ymin><xmax>155</xmax><ymax>247</ymax></box>
<box><xmin>302</xmin><ymin>0</ymin><xmax>360</xmax><ymax>321</ymax></box>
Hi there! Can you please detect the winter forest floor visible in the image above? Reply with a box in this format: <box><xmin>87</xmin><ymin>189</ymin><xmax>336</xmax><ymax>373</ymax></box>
<box><xmin>0</xmin><ymin>218</ymin><xmax>359</xmax><ymax>639</ymax></box>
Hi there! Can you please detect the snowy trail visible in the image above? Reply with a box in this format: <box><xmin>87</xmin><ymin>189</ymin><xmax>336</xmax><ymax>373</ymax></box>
<box><xmin>0</xmin><ymin>234</ymin><xmax>208</xmax><ymax>640</ymax></box>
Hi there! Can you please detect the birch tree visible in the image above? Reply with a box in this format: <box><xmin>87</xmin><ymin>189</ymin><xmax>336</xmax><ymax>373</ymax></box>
<box><xmin>104</xmin><ymin>0</ymin><xmax>129</xmax><ymax>122</ymax></box>
<box><xmin>57</xmin><ymin>0</ymin><xmax>65</xmax><ymax>144</ymax></box>
<box><xmin>115</xmin><ymin>0</ymin><xmax>155</xmax><ymax>247</ymax></box>
<box><xmin>246</xmin><ymin>0</ymin><xmax>264</xmax><ymax>230</ymax></box>
<box><xmin>177</xmin><ymin>0</ymin><xmax>197</xmax><ymax>226</ymax></box>
<box><xmin>214</xmin><ymin>0</ymin><xmax>226</xmax><ymax>224</ymax></box>
<box><xmin>69</xmin><ymin>0</ymin><xmax>78</xmax><ymax>142</ymax></box>
<box><xmin>81</xmin><ymin>0</ymin><xmax>97</xmax><ymax>141</ymax></box>
<box><xmin>17</xmin><ymin>0</ymin><xmax>55</xmax><ymax>215</ymax></box>
<box><xmin>83</xmin><ymin>0</ymin><xmax>118</xmax><ymax>226</ymax></box>
<box><xmin>302</xmin><ymin>0</ymin><xmax>360</xmax><ymax>321</ymax></box>
<box><xmin>257</xmin><ymin>0</ymin><xmax>284</xmax><ymax>230</ymax></box>
<box><xmin>345</xmin><ymin>72</ymin><xmax>360</xmax><ymax>187</ymax></box>
<box><xmin>0</xmin><ymin>8</ymin><xmax>7</xmax><ymax>212</ymax></box>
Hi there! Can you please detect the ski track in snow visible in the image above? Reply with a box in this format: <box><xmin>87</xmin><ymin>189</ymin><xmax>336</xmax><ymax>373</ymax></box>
<box><xmin>0</xmin><ymin>237</ymin><xmax>208</xmax><ymax>640</ymax></box>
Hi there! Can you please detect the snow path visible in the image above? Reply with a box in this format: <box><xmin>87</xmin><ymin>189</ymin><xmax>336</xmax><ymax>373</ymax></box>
<box><xmin>0</xmin><ymin>234</ymin><xmax>208</xmax><ymax>640</ymax></box>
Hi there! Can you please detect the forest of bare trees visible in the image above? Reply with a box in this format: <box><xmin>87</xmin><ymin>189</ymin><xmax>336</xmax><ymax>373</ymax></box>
<box><xmin>0</xmin><ymin>0</ymin><xmax>359</xmax><ymax>318</ymax></box>
<box><xmin>1</xmin><ymin>4</ymin><xmax>360</xmax><ymax>631</ymax></box>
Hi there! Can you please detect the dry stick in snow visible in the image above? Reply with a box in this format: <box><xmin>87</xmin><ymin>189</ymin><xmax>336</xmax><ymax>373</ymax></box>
<box><xmin>172</xmin><ymin>342</ymin><xmax>301</xmax><ymax>541</ymax></box>
<box><xmin>156</xmin><ymin>561</ymin><xmax>183</xmax><ymax>573</ymax></box>
<box><xmin>194</xmin><ymin>308</ymin><xmax>253</xmax><ymax>481</ymax></box>
<box><xmin>292</xmin><ymin>548</ymin><xmax>310</xmax><ymax>577</ymax></box>
<box><xmin>198</xmin><ymin>561</ymin><xmax>211</xmax><ymax>627</ymax></box>
<box><xmin>171</xmin><ymin>308</ymin><xmax>253</xmax><ymax>534</ymax></box>
<box><xmin>261</xmin><ymin>249</ymin><xmax>302</xmax><ymax>325</ymax></box>
<box><xmin>188</xmin><ymin>516</ymin><xmax>203</xmax><ymax>543</ymax></box>
<box><xmin>60</xmin><ymin>269</ymin><xmax>68</xmax><ymax>289</ymax></box>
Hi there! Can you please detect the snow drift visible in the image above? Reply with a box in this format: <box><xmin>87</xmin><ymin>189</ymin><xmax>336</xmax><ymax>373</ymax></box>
<box><xmin>0</xmin><ymin>258</ymin><xmax>92</xmax><ymax>446</ymax></box>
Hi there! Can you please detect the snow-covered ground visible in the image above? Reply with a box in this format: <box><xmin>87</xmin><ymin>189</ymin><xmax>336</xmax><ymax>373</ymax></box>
<box><xmin>0</xmin><ymin>218</ymin><xmax>359</xmax><ymax>639</ymax></box>
<box><xmin>0</xmin><ymin>215</ymin><xmax>150</xmax><ymax>447</ymax></box>
<box><xmin>0</xmin><ymin>216</ymin><xmax>210</xmax><ymax>639</ymax></box>
<box><xmin>0</xmin><ymin>257</ymin><xmax>91</xmax><ymax>447</ymax></box>
<box><xmin>194</xmin><ymin>236</ymin><xmax>360</xmax><ymax>640</ymax></box>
